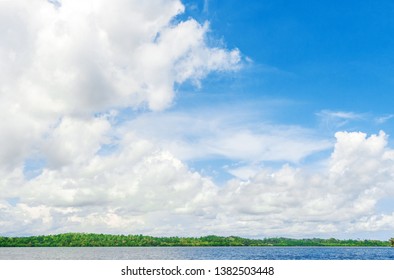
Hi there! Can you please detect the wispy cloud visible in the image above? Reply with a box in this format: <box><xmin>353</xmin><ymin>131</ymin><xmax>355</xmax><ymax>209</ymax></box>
<box><xmin>120</xmin><ymin>106</ymin><xmax>332</xmax><ymax>164</ymax></box>
<box><xmin>317</xmin><ymin>110</ymin><xmax>364</xmax><ymax>121</ymax></box>
<box><xmin>316</xmin><ymin>110</ymin><xmax>364</xmax><ymax>129</ymax></box>
<box><xmin>203</xmin><ymin>0</ymin><xmax>209</xmax><ymax>13</ymax></box>
<box><xmin>375</xmin><ymin>114</ymin><xmax>394</xmax><ymax>124</ymax></box>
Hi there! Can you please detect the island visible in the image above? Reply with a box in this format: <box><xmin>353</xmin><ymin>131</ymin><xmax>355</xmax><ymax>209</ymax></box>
<box><xmin>0</xmin><ymin>233</ymin><xmax>393</xmax><ymax>247</ymax></box>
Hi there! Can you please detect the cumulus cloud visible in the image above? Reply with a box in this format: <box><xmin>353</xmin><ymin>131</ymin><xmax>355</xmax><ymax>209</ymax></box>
<box><xmin>0</xmin><ymin>0</ymin><xmax>240</xmax><ymax>168</ymax></box>
<box><xmin>1</xmin><ymin>135</ymin><xmax>219</xmax><ymax>236</ymax></box>
<box><xmin>214</xmin><ymin>131</ymin><xmax>394</xmax><ymax>237</ymax></box>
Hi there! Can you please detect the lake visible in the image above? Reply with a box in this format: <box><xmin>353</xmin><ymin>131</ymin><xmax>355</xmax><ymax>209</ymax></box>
<box><xmin>0</xmin><ymin>247</ymin><xmax>393</xmax><ymax>260</ymax></box>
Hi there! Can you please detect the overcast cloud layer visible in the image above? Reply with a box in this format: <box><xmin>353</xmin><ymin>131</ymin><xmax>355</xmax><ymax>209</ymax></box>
<box><xmin>1</xmin><ymin>0</ymin><xmax>394</xmax><ymax>239</ymax></box>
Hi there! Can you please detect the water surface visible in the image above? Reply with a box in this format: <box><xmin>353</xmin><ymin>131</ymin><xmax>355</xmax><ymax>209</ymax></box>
<box><xmin>1</xmin><ymin>247</ymin><xmax>393</xmax><ymax>260</ymax></box>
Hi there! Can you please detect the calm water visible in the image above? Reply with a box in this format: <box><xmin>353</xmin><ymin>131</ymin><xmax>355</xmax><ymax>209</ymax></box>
<box><xmin>0</xmin><ymin>247</ymin><xmax>393</xmax><ymax>260</ymax></box>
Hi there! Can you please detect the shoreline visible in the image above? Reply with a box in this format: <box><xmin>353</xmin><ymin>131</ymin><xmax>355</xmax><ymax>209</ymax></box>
<box><xmin>1</xmin><ymin>233</ymin><xmax>392</xmax><ymax>247</ymax></box>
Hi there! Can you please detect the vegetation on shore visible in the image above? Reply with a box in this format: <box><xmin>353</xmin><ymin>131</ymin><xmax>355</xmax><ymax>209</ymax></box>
<box><xmin>0</xmin><ymin>233</ymin><xmax>392</xmax><ymax>247</ymax></box>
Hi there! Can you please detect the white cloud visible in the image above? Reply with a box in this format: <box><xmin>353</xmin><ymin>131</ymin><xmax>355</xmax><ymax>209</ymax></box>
<box><xmin>317</xmin><ymin>110</ymin><xmax>364</xmax><ymax>129</ymax></box>
<box><xmin>1</xmin><ymin>131</ymin><xmax>218</xmax><ymax>235</ymax></box>
<box><xmin>213</xmin><ymin>131</ymin><xmax>394</xmax><ymax>237</ymax></box>
<box><xmin>0</xmin><ymin>0</ymin><xmax>240</xmax><ymax>170</ymax></box>
<box><xmin>318</xmin><ymin>110</ymin><xmax>362</xmax><ymax>120</ymax></box>
<box><xmin>375</xmin><ymin>114</ymin><xmax>394</xmax><ymax>124</ymax></box>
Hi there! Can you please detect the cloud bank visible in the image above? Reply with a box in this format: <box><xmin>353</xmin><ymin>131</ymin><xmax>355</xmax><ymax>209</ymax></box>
<box><xmin>2</xmin><ymin>129</ymin><xmax>394</xmax><ymax>237</ymax></box>
<box><xmin>0</xmin><ymin>0</ymin><xmax>393</xmax><ymax>238</ymax></box>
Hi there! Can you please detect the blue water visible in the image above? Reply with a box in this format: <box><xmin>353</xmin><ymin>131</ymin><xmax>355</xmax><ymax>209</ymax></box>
<box><xmin>0</xmin><ymin>247</ymin><xmax>393</xmax><ymax>260</ymax></box>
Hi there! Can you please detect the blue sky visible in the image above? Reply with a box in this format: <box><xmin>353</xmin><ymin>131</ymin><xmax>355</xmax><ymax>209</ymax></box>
<box><xmin>180</xmin><ymin>0</ymin><xmax>394</xmax><ymax>122</ymax></box>
<box><xmin>1</xmin><ymin>0</ymin><xmax>394</xmax><ymax>240</ymax></box>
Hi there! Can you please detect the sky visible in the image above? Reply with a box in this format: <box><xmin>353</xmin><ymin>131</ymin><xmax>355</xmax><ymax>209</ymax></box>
<box><xmin>1</xmin><ymin>0</ymin><xmax>394</xmax><ymax>240</ymax></box>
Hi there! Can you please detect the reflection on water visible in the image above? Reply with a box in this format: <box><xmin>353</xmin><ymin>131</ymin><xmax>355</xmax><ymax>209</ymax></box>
<box><xmin>0</xmin><ymin>246</ymin><xmax>393</xmax><ymax>260</ymax></box>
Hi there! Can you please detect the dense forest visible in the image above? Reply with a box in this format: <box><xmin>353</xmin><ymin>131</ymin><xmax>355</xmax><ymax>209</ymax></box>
<box><xmin>0</xmin><ymin>233</ymin><xmax>393</xmax><ymax>247</ymax></box>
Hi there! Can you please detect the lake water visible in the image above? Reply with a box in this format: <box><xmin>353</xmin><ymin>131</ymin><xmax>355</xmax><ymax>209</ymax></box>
<box><xmin>0</xmin><ymin>247</ymin><xmax>393</xmax><ymax>260</ymax></box>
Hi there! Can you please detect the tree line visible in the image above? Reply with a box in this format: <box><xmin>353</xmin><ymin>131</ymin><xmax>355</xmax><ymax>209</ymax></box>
<box><xmin>0</xmin><ymin>233</ymin><xmax>392</xmax><ymax>247</ymax></box>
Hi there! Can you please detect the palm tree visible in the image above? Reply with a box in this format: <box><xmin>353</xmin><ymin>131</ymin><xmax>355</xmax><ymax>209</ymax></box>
<box><xmin>390</xmin><ymin>238</ymin><xmax>394</xmax><ymax>247</ymax></box>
